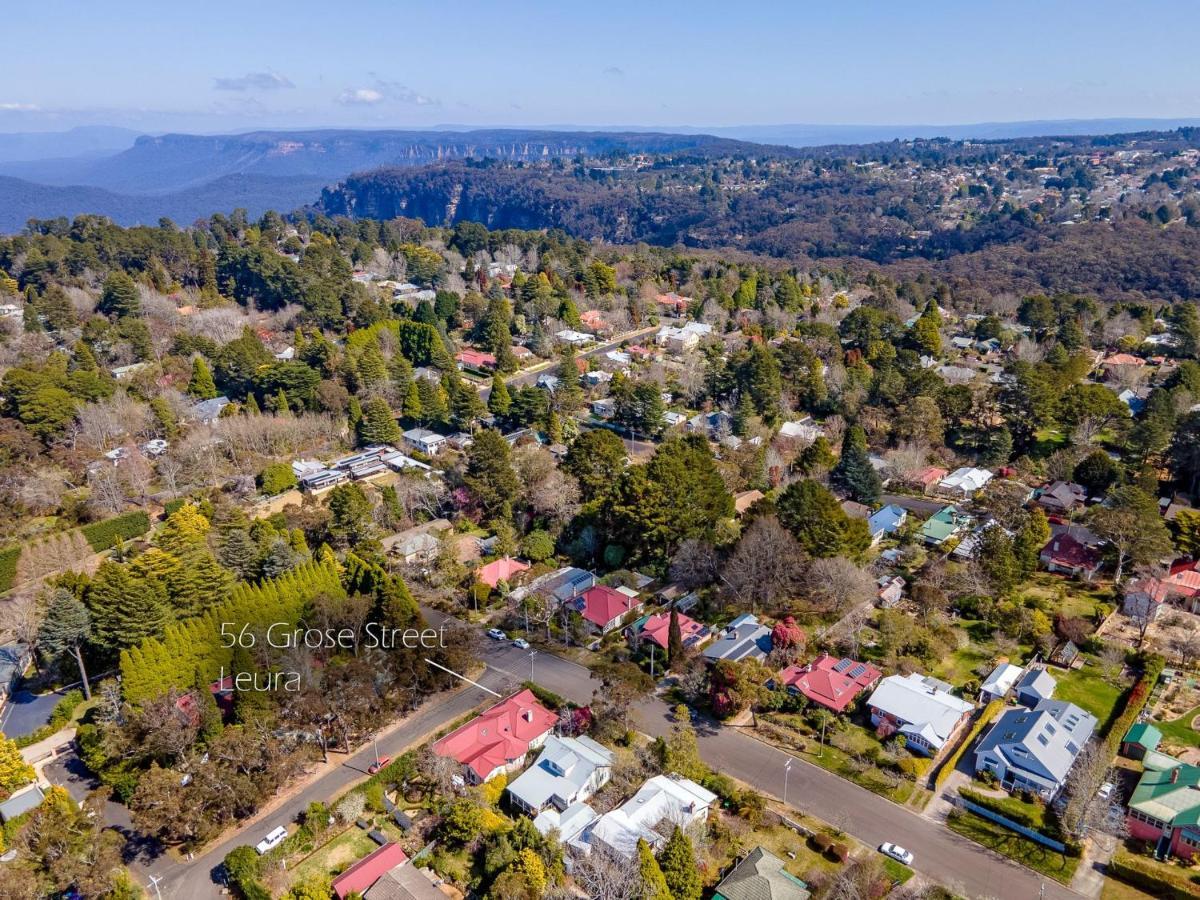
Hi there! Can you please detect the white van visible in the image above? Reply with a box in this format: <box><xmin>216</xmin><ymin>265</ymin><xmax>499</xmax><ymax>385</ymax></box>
<box><xmin>254</xmin><ymin>826</ymin><xmax>287</xmax><ymax>855</ymax></box>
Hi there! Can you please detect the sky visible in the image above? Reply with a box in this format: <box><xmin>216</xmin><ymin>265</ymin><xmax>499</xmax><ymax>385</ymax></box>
<box><xmin>2</xmin><ymin>0</ymin><xmax>1199</xmax><ymax>134</ymax></box>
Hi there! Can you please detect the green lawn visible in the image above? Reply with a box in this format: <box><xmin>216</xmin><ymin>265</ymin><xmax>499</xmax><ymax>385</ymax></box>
<box><xmin>1053</xmin><ymin>665</ymin><xmax>1127</xmax><ymax>727</ymax></box>
<box><xmin>946</xmin><ymin>809</ymin><xmax>1080</xmax><ymax>884</ymax></box>
<box><xmin>1156</xmin><ymin>705</ymin><xmax>1200</xmax><ymax>749</ymax></box>
<box><xmin>881</xmin><ymin>856</ymin><xmax>916</xmax><ymax>885</ymax></box>
<box><xmin>289</xmin><ymin>827</ymin><xmax>384</xmax><ymax>886</ymax></box>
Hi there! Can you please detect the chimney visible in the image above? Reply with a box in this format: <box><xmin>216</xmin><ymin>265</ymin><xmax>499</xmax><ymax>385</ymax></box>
<box><xmin>1172</xmin><ymin>768</ymin><xmax>1181</xmax><ymax>784</ymax></box>
<box><xmin>523</xmin><ymin>709</ymin><xmax>534</xmax><ymax>723</ymax></box>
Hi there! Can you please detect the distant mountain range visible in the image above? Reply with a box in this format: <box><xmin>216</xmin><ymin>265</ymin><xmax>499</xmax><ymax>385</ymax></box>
<box><xmin>0</xmin><ymin>174</ymin><xmax>328</xmax><ymax>233</ymax></box>
<box><xmin>2</xmin><ymin>118</ymin><xmax>1200</xmax><ymax>233</ymax></box>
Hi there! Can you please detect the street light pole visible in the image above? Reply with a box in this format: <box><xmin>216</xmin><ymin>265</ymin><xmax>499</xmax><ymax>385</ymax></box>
<box><xmin>529</xmin><ymin>649</ymin><xmax>538</xmax><ymax>680</ymax></box>
<box><xmin>784</xmin><ymin>759</ymin><xmax>792</xmax><ymax>809</ymax></box>
<box><xmin>148</xmin><ymin>875</ymin><xmax>163</xmax><ymax>900</ymax></box>
<box><xmin>373</xmin><ymin>737</ymin><xmax>380</xmax><ymax>768</ymax></box>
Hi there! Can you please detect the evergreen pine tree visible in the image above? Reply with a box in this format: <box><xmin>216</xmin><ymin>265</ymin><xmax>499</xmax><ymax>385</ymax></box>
<box><xmin>347</xmin><ymin>396</ymin><xmax>363</xmax><ymax>433</ymax></box>
<box><xmin>637</xmin><ymin>839</ymin><xmax>671</xmax><ymax>900</ymax></box>
<box><xmin>38</xmin><ymin>589</ymin><xmax>93</xmax><ymax>699</ymax></box>
<box><xmin>359</xmin><ymin>396</ymin><xmax>402</xmax><ymax>445</ymax></box>
<box><xmin>668</xmin><ymin>607</ymin><xmax>684</xmax><ymax>663</ymax></box>
<box><xmin>273</xmin><ymin>388</ymin><xmax>291</xmax><ymax>416</ymax></box>
<box><xmin>658</xmin><ymin>827</ymin><xmax>703</xmax><ymax>900</ymax></box>
<box><xmin>242</xmin><ymin>393</ymin><xmax>260</xmax><ymax>415</ymax></box>
<box><xmin>86</xmin><ymin>561</ymin><xmax>169</xmax><ymax>653</ymax></box>
<box><xmin>187</xmin><ymin>357</ymin><xmax>218</xmax><ymax>399</ymax></box>
<box><xmin>150</xmin><ymin>396</ymin><xmax>178</xmax><ymax>439</ymax></box>
<box><xmin>488</xmin><ymin>374</ymin><xmax>511</xmax><ymax>418</ymax></box>
<box><xmin>831</xmin><ymin>424</ymin><xmax>882</xmax><ymax>504</ymax></box>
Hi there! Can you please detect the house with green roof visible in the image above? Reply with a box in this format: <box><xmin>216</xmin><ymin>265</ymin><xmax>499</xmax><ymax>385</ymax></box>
<box><xmin>921</xmin><ymin>506</ymin><xmax>971</xmax><ymax>546</ymax></box>
<box><xmin>1126</xmin><ymin>760</ymin><xmax>1200</xmax><ymax>860</ymax></box>
<box><xmin>714</xmin><ymin>847</ymin><xmax>811</xmax><ymax>900</ymax></box>
<box><xmin>1121</xmin><ymin>722</ymin><xmax>1163</xmax><ymax>761</ymax></box>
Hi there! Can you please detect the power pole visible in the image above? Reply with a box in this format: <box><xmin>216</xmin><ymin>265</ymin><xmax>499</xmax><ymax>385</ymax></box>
<box><xmin>148</xmin><ymin>875</ymin><xmax>163</xmax><ymax>900</ymax></box>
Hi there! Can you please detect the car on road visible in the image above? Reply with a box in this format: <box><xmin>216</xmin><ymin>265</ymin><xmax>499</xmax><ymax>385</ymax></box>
<box><xmin>486</xmin><ymin>628</ymin><xmax>506</xmax><ymax>641</ymax></box>
<box><xmin>879</xmin><ymin>843</ymin><xmax>914</xmax><ymax>866</ymax></box>
<box><xmin>368</xmin><ymin>756</ymin><xmax>391</xmax><ymax>774</ymax></box>
<box><xmin>512</xmin><ymin>638</ymin><xmax>530</xmax><ymax>649</ymax></box>
<box><xmin>255</xmin><ymin>825</ymin><xmax>287</xmax><ymax>855</ymax></box>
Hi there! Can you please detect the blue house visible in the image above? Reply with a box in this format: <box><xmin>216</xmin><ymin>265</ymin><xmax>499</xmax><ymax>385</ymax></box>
<box><xmin>867</xmin><ymin>504</ymin><xmax>907</xmax><ymax>544</ymax></box>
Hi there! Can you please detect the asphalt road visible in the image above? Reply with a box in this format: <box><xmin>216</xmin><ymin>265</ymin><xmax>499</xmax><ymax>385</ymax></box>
<box><xmin>72</xmin><ymin>621</ymin><xmax>1081</xmax><ymax>900</ymax></box>
<box><xmin>0</xmin><ymin>688</ymin><xmax>68</xmax><ymax>739</ymax></box>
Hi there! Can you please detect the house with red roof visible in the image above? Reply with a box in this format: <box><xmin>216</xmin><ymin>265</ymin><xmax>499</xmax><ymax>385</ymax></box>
<box><xmin>774</xmin><ymin>654</ymin><xmax>882</xmax><ymax>713</ymax></box>
<box><xmin>476</xmin><ymin>556</ymin><xmax>530</xmax><ymax>590</ymax></box>
<box><xmin>580</xmin><ymin>309</ymin><xmax>608</xmax><ymax>334</ymax></box>
<box><xmin>655</xmin><ymin>292</ymin><xmax>692</xmax><ymax>314</ymax></box>
<box><xmin>574</xmin><ymin>585</ymin><xmax>643</xmax><ymax>634</ymax></box>
<box><xmin>432</xmin><ymin>689</ymin><xmax>557</xmax><ymax>783</ymax></box>
<box><xmin>1124</xmin><ymin>562</ymin><xmax>1200</xmax><ymax>622</ymax></box>
<box><xmin>456</xmin><ymin>349</ymin><xmax>497</xmax><ymax>370</ymax></box>
<box><xmin>906</xmin><ymin>466</ymin><xmax>948</xmax><ymax>495</ymax></box>
<box><xmin>332</xmin><ymin>843</ymin><xmax>409</xmax><ymax>900</ymax></box>
<box><xmin>627</xmin><ymin>611</ymin><xmax>711</xmax><ymax>651</ymax></box>
<box><xmin>1040</xmin><ymin>533</ymin><xmax>1103</xmax><ymax>581</ymax></box>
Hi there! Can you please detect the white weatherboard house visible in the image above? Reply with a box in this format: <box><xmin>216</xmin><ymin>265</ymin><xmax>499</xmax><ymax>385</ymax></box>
<box><xmin>508</xmin><ymin>735</ymin><xmax>614</xmax><ymax>817</ymax></box>
<box><xmin>580</xmin><ymin>774</ymin><xmax>717</xmax><ymax>858</ymax></box>
<box><xmin>937</xmin><ymin>466</ymin><xmax>994</xmax><ymax>498</ymax></box>
<box><xmin>867</xmin><ymin>672</ymin><xmax>974</xmax><ymax>756</ymax></box>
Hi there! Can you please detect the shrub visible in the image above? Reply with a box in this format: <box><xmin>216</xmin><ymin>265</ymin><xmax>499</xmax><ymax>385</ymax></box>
<box><xmin>898</xmin><ymin>756</ymin><xmax>932</xmax><ymax>780</ymax></box>
<box><xmin>522</xmin><ymin>680</ymin><xmax>567</xmax><ymax>710</ymax></box>
<box><xmin>0</xmin><ymin>546</ymin><xmax>19</xmax><ymax>594</ymax></box>
<box><xmin>81</xmin><ymin>511</ymin><xmax>151</xmax><ymax>552</ymax></box>
<box><xmin>520</xmin><ymin>529</ymin><xmax>555</xmax><ymax>562</ymax></box>
<box><xmin>1108</xmin><ymin>850</ymin><xmax>1200</xmax><ymax>900</ymax></box>
<box><xmin>258</xmin><ymin>462</ymin><xmax>298</xmax><ymax>496</ymax></box>
<box><xmin>812</xmin><ymin>833</ymin><xmax>833</xmax><ymax>854</ymax></box>
<box><xmin>830</xmin><ymin>842</ymin><xmax>851</xmax><ymax>862</ymax></box>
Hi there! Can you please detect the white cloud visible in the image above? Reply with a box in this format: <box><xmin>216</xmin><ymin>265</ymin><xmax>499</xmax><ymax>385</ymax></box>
<box><xmin>336</xmin><ymin>77</ymin><xmax>438</xmax><ymax>107</ymax></box>
<box><xmin>337</xmin><ymin>87</ymin><xmax>385</xmax><ymax>105</ymax></box>
<box><xmin>0</xmin><ymin>102</ymin><xmax>39</xmax><ymax>111</ymax></box>
<box><xmin>214</xmin><ymin>72</ymin><xmax>295</xmax><ymax>91</ymax></box>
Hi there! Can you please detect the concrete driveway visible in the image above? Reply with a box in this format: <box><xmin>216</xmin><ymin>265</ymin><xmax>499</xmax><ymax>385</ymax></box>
<box><xmin>0</xmin><ymin>688</ymin><xmax>68</xmax><ymax>739</ymax></box>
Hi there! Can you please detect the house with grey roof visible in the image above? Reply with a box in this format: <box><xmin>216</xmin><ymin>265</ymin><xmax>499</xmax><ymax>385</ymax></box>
<box><xmin>0</xmin><ymin>784</ymin><xmax>43</xmax><ymax>823</ymax></box>
<box><xmin>702</xmin><ymin>614</ymin><xmax>773</xmax><ymax>664</ymax></box>
<box><xmin>714</xmin><ymin>846</ymin><xmax>811</xmax><ymax>900</ymax></box>
<box><xmin>1015</xmin><ymin>668</ymin><xmax>1057</xmax><ymax>707</ymax></box>
<box><xmin>508</xmin><ymin>735</ymin><xmax>614</xmax><ymax>816</ymax></box>
<box><xmin>974</xmin><ymin>699</ymin><xmax>1097</xmax><ymax>798</ymax></box>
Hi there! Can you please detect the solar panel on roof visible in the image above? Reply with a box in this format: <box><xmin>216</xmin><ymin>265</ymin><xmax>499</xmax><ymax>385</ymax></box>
<box><xmin>848</xmin><ymin>664</ymin><xmax>867</xmax><ymax>679</ymax></box>
<box><xmin>833</xmin><ymin>658</ymin><xmax>853</xmax><ymax>673</ymax></box>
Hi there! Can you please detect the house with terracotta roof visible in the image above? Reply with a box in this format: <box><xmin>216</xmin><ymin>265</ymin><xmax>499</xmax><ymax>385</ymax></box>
<box><xmin>1124</xmin><ymin>564</ymin><xmax>1200</xmax><ymax>622</ymax></box>
<box><xmin>655</xmin><ymin>292</ymin><xmax>692</xmax><ymax>314</ymax></box>
<box><xmin>432</xmin><ymin>689</ymin><xmax>558</xmax><ymax>783</ymax></box>
<box><xmin>905</xmin><ymin>466</ymin><xmax>948</xmax><ymax>495</ymax></box>
<box><xmin>332</xmin><ymin>843</ymin><xmax>410</xmax><ymax>900</ymax></box>
<box><xmin>627</xmin><ymin>611</ymin><xmax>710</xmax><ymax>652</ymax></box>
<box><xmin>476</xmin><ymin>556</ymin><xmax>531</xmax><ymax>590</ymax></box>
<box><xmin>774</xmin><ymin>654</ymin><xmax>882</xmax><ymax>714</ymax></box>
<box><xmin>1102</xmin><ymin>352</ymin><xmax>1146</xmax><ymax>368</ymax></box>
<box><xmin>455</xmin><ymin>349</ymin><xmax>497</xmax><ymax>370</ymax></box>
<box><xmin>1039</xmin><ymin>533</ymin><xmax>1103</xmax><ymax>580</ymax></box>
<box><xmin>574</xmin><ymin>584</ymin><xmax>643</xmax><ymax>634</ymax></box>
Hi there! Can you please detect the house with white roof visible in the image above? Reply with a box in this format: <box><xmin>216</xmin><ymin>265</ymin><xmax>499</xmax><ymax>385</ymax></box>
<box><xmin>402</xmin><ymin>428</ymin><xmax>447</xmax><ymax>456</ymax></box>
<box><xmin>507</xmin><ymin>735</ymin><xmax>614</xmax><ymax>816</ymax></box>
<box><xmin>979</xmin><ymin>662</ymin><xmax>1024</xmax><ymax>703</ymax></box>
<box><xmin>866</xmin><ymin>672</ymin><xmax>974</xmax><ymax>756</ymax></box>
<box><xmin>936</xmin><ymin>466</ymin><xmax>994</xmax><ymax>499</ymax></box>
<box><xmin>583</xmin><ymin>774</ymin><xmax>717</xmax><ymax>858</ymax></box>
<box><xmin>655</xmin><ymin>321</ymin><xmax>712</xmax><ymax>354</ymax></box>
<box><xmin>778</xmin><ymin>418</ymin><xmax>823</xmax><ymax>443</ymax></box>
<box><xmin>556</xmin><ymin>329</ymin><xmax>594</xmax><ymax>346</ymax></box>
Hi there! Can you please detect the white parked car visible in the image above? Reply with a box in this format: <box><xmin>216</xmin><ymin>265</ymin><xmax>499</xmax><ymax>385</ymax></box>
<box><xmin>879</xmin><ymin>843</ymin><xmax>914</xmax><ymax>866</ymax></box>
<box><xmin>103</xmin><ymin>447</ymin><xmax>128</xmax><ymax>462</ymax></box>
<box><xmin>486</xmin><ymin>628</ymin><xmax>506</xmax><ymax>641</ymax></box>
<box><xmin>1097</xmin><ymin>782</ymin><xmax>1115</xmax><ymax>801</ymax></box>
<box><xmin>141</xmin><ymin>438</ymin><xmax>169</xmax><ymax>456</ymax></box>
<box><xmin>255</xmin><ymin>825</ymin><xmax>287</xmax><ymax>855</ymax></box>
<box><xmin>512</xmin><ymin>638</ymin><xmax>530</xmax><ymax>650</ymax></box>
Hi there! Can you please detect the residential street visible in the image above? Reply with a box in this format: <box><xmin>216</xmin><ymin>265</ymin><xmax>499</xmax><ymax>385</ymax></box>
<box><xmin>81</xmin><ymin>621</ymin><xmax>1083</xmax><ymax>900</ymax></box>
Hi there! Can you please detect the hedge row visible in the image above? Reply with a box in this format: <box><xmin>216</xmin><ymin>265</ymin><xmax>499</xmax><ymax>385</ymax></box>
<box><xmin>118</xmin><ymin>559</ymin><xmax>343</xmax><ymax>704</ymax></box>
<box><xmin>1109</xmin><ymin>850</ymin><xmax>1200</xmax><ymax>899</ymax></box>
<box><xmin>1100</xmin><ymin>655</ymin><xmax>1165</xmax><ymax>743</ymax></box>
<box><xmin>0</xmin><ymin>546</ymin><xmax>18</xmax><ymax>594</ymax></box>
<box><xmin>80</xmin><ymin>510</ymin><xmax>151</xmax><ymax>552</ymax></box>
<box><xmin>933</xmin><ymin>699</ymin><xmax>1004</xmax><ymax>790</ymax></box>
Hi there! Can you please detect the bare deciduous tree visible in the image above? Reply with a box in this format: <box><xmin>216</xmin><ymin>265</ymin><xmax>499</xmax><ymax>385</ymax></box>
<box><xmin>722</xmin><ymin>516</ymin><xmax>802</xmax><ymax>613</ymax></box>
